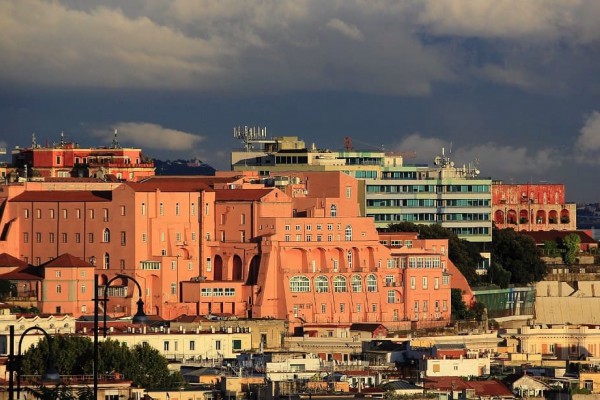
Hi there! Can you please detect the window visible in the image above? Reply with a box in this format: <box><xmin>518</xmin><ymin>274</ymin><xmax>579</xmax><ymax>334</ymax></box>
<box><xmin>306</xmin><ymin>234</ymin><xmax>312</xmax><ymax>242</ymax></box>
<box><xmin>345</xmin><ymin>225</ymin><xmax>352</xmax><ymax>241</ymax></box>
<box><xmin>414</xmin><ymin>301</ymin><xmax>419</xmax><ymax>313</ymax></box>
<box><xmin>327</xmin><ymin>235</ymin><xmax>333</xmax><ymax>241</ymax></box>
<box><xmin>89</xmin><ymin>209</ymin><xmax>95</xmax><ymax>219</ymax></box>
<box><xmin>346</xmin><ymin>186</ymin><xmax>351</xmax><ymax>198</ymax></box>
<box><xmin>232</xmin><ymin>339</ymin><xmax>242</xmax><ymax>351</ymax></box>
<box><xmin>36</xmin><ymin>209</ymin><xmax>41</xmax><ymax>219</ymax></box>
<box><xmin>290</xmin><ymin>276</ymin><xmax>310</xmax><ymax>292</ymax></box>
<box><xmin>321</xmin><ymin>303</ymin><xmax>326</xmax><ymax>313</ymax></box>
<box><xmin>333</xmin><ymin>276</ymin><xmax>347</xmax><ymax>292</ymax></box>
<box><xmin>62</xmin><ymin>233</ymin><xmax>67</xmax><ymax>243</ymax></box>
<box><xmin>285</xmin><ymin>235</ymin><xmax>290</xmax><ymax>242</ymax></box>
<box><xmin>120</xmin><ymin>231</ymin><xmax>126</xmax><ymax>246</ymax></box>
<box><xmin>89</xmin><ymin>233</ymin><xmax>94</xmax><ymax>243</ymax></box>
<box><xmin>23</xmin><ymin>232</ymin><xmax>29</xmax><ymax>243</ymax></box>
<box><xmin>315</xmin><ymin>276</ymin><xmax>329</xmax><ymax>293</ymax></box>
<box><xmin>215</xmin><ymin>340</ymin><xmax>221</xmax><ymax>350</ymax></box>
<box><xmin>205</xmin><ymin>203</ymin><xmax>209</xmax><ymax>215</ymax></box>
<box><xmin>240</xmin><ymin>230</ymin><xmax>246</xmax><ymax>242</ymax></box>
<box><xmin>104</xmin><ymin>253</ymin><xmax>110</xmax><ymax>270</ymax></box>
<box><xmin>295</xmin><ymin>224</ymin><xmax>301</xmax><ymax>231</ymax></box>
<box><xmin>330</xmin><ymin>204</ymin><xmax>337</xmax><ymax>217</ymax></box>
<box><xmin>434</xmin><ymin>277</ymin><xmax>439</xmax><ymax>289</ymax></box>
<box><xmin>385</xmin><ymin>275</ymin><xmax>395</xmax><ymax>286</ymax></box>
<box><xmin>372</xmin><ymin>303</ymin><xmax>377</xmax><ymax>312</ymax></box>
<box><xmin>351</xmin><ymin>275</ymin><xmax>362</xmax><ymax>292</ymax></box>
<box><xmin>367</xmin><ymin>275</ymin><xmax>377</xmax><ymax>292</ymax></box>
<box><xmin>36</xmin><ymin>232</ymin><xmax>41</xmax><ymax>243</ymax></box>
<box><xmin>347</xmin><ymin>250</ymin><xmax>353</xmax><ymax>269</ymax></box>
<box><xmin>103</xmin><ymin>208</ymin><xmax>109</xmax><ymax>221</ymax></box>
<box><xmin>75</xmin><ymin>233</ymin><xmax>81</xmax><ymax>243</ymax></box>
<box><xmin>159</xmin><ymin>202</ymin><xmax>164</xmax><ymax>216</ymax></box>
<box><xmin>55</xmin><ymin>270</ymin><xmax>61</xmax><ymax>278</ymax></box>
<box><xmin>422</xmin><ymin>277</ymin><xmax>428</xmax><ymax>289</ymax></box>
<box><xmin>171</xmin><ymin>261</ymin><xmax>176</xmax><ymax>270</ymax></box>
<box><xmin>164</xmin><ymin>341</ymin><xmax>169</xmax><ymax>351</ymax></box>
<box><xmin>62</xmin><ymin>209</ymin><xmax>67</xmax><ymax>219</ymax></box>
<box><xmin>191</xmin><ymin>232</ymin><xmax>196</xmax><ymax>241</ymax></box>
<box><xmin>142</xmin><ymin>233</ymin><xmax>147</xmax><ymax>242</ymax></box>
<box><xmin>81</xmin><ymin>305</ymin><xmax>87</xmax><ymax>313</ymax></box>
<box><xmin>327</xmin><ymin>224</ymin><xmax>333</xmax><ymax>230</ymax></box>
<box><xmin>120</xmin><ymin>205</ymin><xmax>126</xmax><ymax>216</ymax></box>
<box><xmin>175</xmin><ymin>203</ymin><xmax>180</xmax><ymax>216</ymax></box>
<box><xmin>241</xmin><ymin>213</ymin><xmax>246</xmax><ymax>224</ymax></box>
<box><xmin>81</xmin><ymin>284</ymin><xmax>87</xmax><ymax>294</ymax></box>
<box><xmin>356</xmin><ymin>303</ymin><xmax>362</xmax><ymax>312</ymax></box>
<box><xmin>76</xmin><ymin>209</ymin><xmax>81</xmax><ymax>219</ymax></box>
<box><xmin>171</xmin><ymin>283</ymin><xmax>177</xmax><ymax>295</ymax></box>
<box><xmin>56</xmin><ymin>284</ymin><xmax>62</xmax><ymax>294</ymax></box>
<box><xmin>306</xmin><ymin>225</ymin><xmax>312</xmax><ymax>231</ymax></box>
<box><xmin>49</xmin><ymin>233</ymin><xmax>55</xmax><ymax>243</ymax></box>
<box><xmin>103</xmin><ymin>228</ymin><xmax>110</xmax><ymax>243</ymax></box>
<box><xmin>285</xmin><ymin>225</ymin><xmax>290</xmax><ymax>231</ymax></box>
<box><xmin>141</xmin><ymin>202</ymin><xmax>146</xmax><ymax>215</ymax></box>
<box><xmin>191</xmin><ymin>203</ymin><xmax>196</xmax><ymax>216</ymax></box>
<box><xmin>190</xmin><ymin>341</ymin><xmax>195</xmax><ymax>351</ymax></box>
<box><xmin>24</xmin><ymin>209</ymin><xmax>29</xmax><ymax>219</ymax></box>
<box><xmin>176</xmin><ymin>232</ymin><xmax>182</xmax><ymax>243</ymax></box>
<box><xmin>49</xmin><ymin>209</ymin><xmax>55</xmax><ymax>219</ymax></box>
<box><xmin>410</xmin><ymin>276</ymin><xmax>416</xmax><ymax>289</ymax></box>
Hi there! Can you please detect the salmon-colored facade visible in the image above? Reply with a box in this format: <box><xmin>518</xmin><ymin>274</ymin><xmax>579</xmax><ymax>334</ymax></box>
<box><xmin>0</xmin><ymin>171</ymin><xmax>461</xmax><ymax>331</ymax></box>
<box><xmin>492</xmin><ymin>183</ymin><xmax>576</xmax><ymax>231</ymax></box>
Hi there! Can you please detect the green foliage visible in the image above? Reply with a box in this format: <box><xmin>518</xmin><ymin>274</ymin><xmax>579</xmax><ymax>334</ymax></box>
<box><xmin>384</xmin><ymin>222</ymin><xmax>483</xmax><ymax>285</ymax></box>
<box><xmin>21</xmin><ymin>336</ymin><xmax>184</xmax><ymax>390</ymax></box>
<box><xmin>487</xmin><ymin>262</ymin><xmax>511</xmax><ymax>288</ymax></box>
<box><xmin>491</xmin><ymin>227</ymin><xmax>546</xmax><ymax>285</ymax></box>
<box><xmin>26</xmin><ymin>384</ymin><xmax>93</xmax><ymax>400</ymax></box>
<box><xmin>561</xmin><ymin>233</ymin><xmax>581</xmax><ymax>265</ymax></box>
<box><xmin>451</xmin><ymin>288</ymin><xmax>470</xmax><ymax>320</ymax></box>
<box><xmin>0</xmin><ymin>279</ymin><xmax>15</xmax><ymax>300</ymax></box>
<box><xmin>543</xmin><ymin>240</ymin><xmax>560</xmax><ymax>257</ymax></box>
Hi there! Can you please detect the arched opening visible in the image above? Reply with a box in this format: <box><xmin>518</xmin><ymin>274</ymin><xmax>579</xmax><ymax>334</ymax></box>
<box><xmin>549</xmin><ymin>210</ymin><xmax>558</xmax><ymax>224</ymax></box>
<box><xmin>494</xmin><ymin>210</ymin><xmax>505</xmax><ymax>225</ymax></box>
<box><xmin>246</xmin><ymin>255</ymin><xmax>261</xmax><ymax>285</ymax></box>
<box><xmin>560</xmin><ymin>209</ymin><xmax>570</xmax><ymax>224</ymax></box>
<box><xmin>232</xmin><ymin>255</ymin><xmax>243</xmax><ymax>281</ymax></box>
<box><xmin>103</xmin><ymin>253</ymin><xmax>110</xmax><ymax>270</ymax></box>
<box><xmin>507</xmin><ymin>209</ymin><xmax>517</xmax><ymax>224</ymax></box>
<box><xmin>519</xmin><ymin>209</ymin><xmax>529</xmax><ymax>224</ymax></box>
<box><xmin>536</xmin><ymin>210</ymin><xmax>546</xmax><ymax>224</ymax></box>
<box><xmin>213</xmin><ymin>255</ymin><xmax>223</xmax><ymax>281</ymax></box>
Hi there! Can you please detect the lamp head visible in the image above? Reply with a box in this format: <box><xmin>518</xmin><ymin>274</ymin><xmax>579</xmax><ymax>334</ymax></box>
<box><xmin>42</xmin><ymin>363</ymin><xmax>60</xmax><ymax>383</ymax></box>
<box><xmin>132</xmin><ymin>298</ymin><xmax>150</xmax><ymax>325</ymax></box>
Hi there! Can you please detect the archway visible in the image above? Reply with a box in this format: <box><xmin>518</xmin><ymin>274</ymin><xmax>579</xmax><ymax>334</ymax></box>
<box><xmin>494</xmin><ymin>210</ymin><xmax>505</xmax><ymax>225</ymax></box>
<box><xmin>560</xmin><ymin>209</ymin><xmax>570</xmax><ymax>224</ymax></box>
<box><xmin>232</xmin><ymin>255</ymin><xmax>243</xmax><ymax>281</ymax></box>
<box><xmin>519</xmin><ymin>210</ymin><xmax>529</xmax><ymax>224</ymax></box>
<box><xmin>507</xmin><ymin>209</ymin><xmax>517</xmax><ymax>224</ymax></box>
<box><xmin>535</xmin><ymin>210</ymin><xmax>546</xmax><ymax>224</ymax></box>
<box><xmin>549</xmin><ymin>210</ymin><xmax>558</xmax><ymax>224</ymax></box>
<box><xmin>246</xmin><ymin>255</ymin><xmax>261</xmax><ymax>285</ymax></box>
<box><xmin>213</xmin><ymin>255</ymin><xmax>223</xmax><ymax>281</ymax></box>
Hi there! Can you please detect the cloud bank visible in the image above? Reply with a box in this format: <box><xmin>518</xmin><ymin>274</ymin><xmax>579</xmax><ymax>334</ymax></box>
<box><xmin>93</xmin><ymin>123</ymin><xmax>204</xmax><ymax>151</ymax></box>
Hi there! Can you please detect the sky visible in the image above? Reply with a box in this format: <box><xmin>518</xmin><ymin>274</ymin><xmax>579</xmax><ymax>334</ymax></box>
<box><xmin>1</xmin><ymin>0</ymin><xmax>600</xmax><ymax>202</ymax></box>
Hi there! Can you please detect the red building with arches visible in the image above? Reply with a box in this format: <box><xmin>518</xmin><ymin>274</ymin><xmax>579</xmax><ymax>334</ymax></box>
<box><xmin>492</xmin><ymin>183</ymin><xmax>576</xmax><ymax>231</ymax></box>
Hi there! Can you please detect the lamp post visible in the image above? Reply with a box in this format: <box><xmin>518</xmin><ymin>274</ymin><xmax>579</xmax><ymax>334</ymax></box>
<box><xmin>7</xmin><ymin>325</ymin><xmax>61</xmax><ymax>400</ymax></box>
<box><xmin>93</xmin><ymin>273</ymin><xmax>149</xmax><ymax>400</ymax></box>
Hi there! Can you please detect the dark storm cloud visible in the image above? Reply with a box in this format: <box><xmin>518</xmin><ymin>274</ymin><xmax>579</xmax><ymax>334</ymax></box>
<box><xmin>1</xmin><ymin>0</ymin><xmax>599</xmax><ymax>201</ymax></box>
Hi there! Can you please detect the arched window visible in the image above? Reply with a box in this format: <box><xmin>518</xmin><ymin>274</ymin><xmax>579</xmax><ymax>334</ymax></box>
<box><xmin>345</xmin><ymin>225</ymin><xmax>352</xmax><ymax>241</ymax></box>
<box><xmin>315</xmin><ymin>276</ymin><xmax>329</xmax><ymax>293</ymax></box>
<box><xmin>103</xmin><ymin>253</ymin><xmax>110</xmax><ymax>270</ymax></box>
<box><xmin>289</xmin><ymin>276</ymin><xmax>310</xmax><ymax>293</ymax></box>
<box><xmin>351</xmin><ymin>275</ymin><xmax>363</xmax><ymax>292</ymax></box>
<box><xmin>367</xmin><ymin>274</ymin><xmax>377</xmax><ymax>292</ymax></box>
<box><xmin>333</xmin><ymin>276</ymin><xmax>347</xmax><ymax>292</ymax></box>
<box><xmin>103</xmin><ymin>228</ymin><xmax>110</xmax><ymax>243</ymax></box>
<box><xmin>330</xmin><ymin>204</ymin><xmax>337</xmax><ymax>217</ymax></box>
<box><xmin>347</xmin><ymin>250</ymin><xmax>353</xmax><ymax>269</ymax></box>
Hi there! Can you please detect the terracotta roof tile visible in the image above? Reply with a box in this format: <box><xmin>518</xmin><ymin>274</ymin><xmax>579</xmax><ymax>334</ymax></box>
<box><xmin>41</xmin><ymin>253</ymin><xmax>93</xmax><ymax>268</ymax></box>
<box><xmin>0</xmin><ymin>253</ymin><xmax>28</xmax><ymax>268</ymax></box>
<box><xmin>522</xmin><ymin>230</ymin><xmax>596</xmax><ymax>244</ymax></box>
<box><xmin>127</xmin><ymin>180</ymin><xmax>212</xmax><ymax>193</ymax></box>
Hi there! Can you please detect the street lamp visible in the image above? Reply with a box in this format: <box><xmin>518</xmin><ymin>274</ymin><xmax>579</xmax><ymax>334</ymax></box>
<box><xmin>8</xmin><ymin>325</ymin><xmax>61</xmax><ymax>400</ymax></box>
<box><xmin>93</xmin><ymin>273</ymin><xmax>148</xmax><ymax>400</ymax></box>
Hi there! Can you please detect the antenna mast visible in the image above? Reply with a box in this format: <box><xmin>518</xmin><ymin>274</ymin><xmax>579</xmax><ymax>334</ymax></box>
<box><xmin>233</xmin><ymin>126</ymin><xmax>268</xmax><ymax>151</ymax></box>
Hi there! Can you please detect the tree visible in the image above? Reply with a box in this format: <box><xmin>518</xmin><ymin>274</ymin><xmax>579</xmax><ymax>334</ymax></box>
<box><xmin>487</xmin><ymin>262</ymin><xmax>511</xmax><ymax>288</ymax></box>
<box><xmin>451</xmin><ymin>288</ymin><xmax>470</xmax><ymax>320</ymax></box>
<box><xmin>491</xmin><ymin>227</ymin><xmax>546</xmax><ymax>285</ymax></box>
<box><xmin>384</xmin><ymin>222</ymin><xmax>483</xmax><ymax>285</ymax></box>
<box><xmin>21</xmin><ymin>336</ymin><xmax>184</xmax><ymax>390</ymax></box>
<box><xmin>0</xmin><ymin>279</ymin><xmax>14</xmax><ymax>300</ymax></box>
<box><xmin>561</xmin><ymin>233</ymin><xmax>581</xmax><ymax>265</ymax></box>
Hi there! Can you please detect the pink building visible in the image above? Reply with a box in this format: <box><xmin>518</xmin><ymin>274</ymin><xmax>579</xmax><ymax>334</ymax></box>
<box><xmin>0</xmin><ymin>171</ymin><xmax>459</xmax><ymax>331</ymax></box>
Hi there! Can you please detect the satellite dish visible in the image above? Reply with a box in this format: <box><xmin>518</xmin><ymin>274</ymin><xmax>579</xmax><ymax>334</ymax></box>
<box><xmin>450</xmin><ymin>161</ymin><xmax>455</xmax><ymax>167</ymax></box>
<box><xmin>434</xmin><ymin>156</ymin><xmax>442</xmax><ymax>165</ymax></box>
<box><xmin>475</xmin><ymin>169</ymin><xmax>480</xmax><ymax>175</ymax></box>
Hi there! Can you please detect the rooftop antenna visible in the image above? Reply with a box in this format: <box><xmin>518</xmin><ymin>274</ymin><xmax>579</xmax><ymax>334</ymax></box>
<box><xmin>233</xmin><ymin>126</ymin><xmax>267</xmax><ymax>151</ymax></box>
<box><xmin>111</xmin><ymin>129</ymin><xmax>121</xmax><ymax>149</ymax></box>
<box><xmin>60</xmin><ymin>131</ymin><xmax>65</xmax><ymax>146</ymax></box>
<box><xmin>31</xmin><ymin>133</ymin><xmax>37</xmax><ymax>148</ymax></box>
